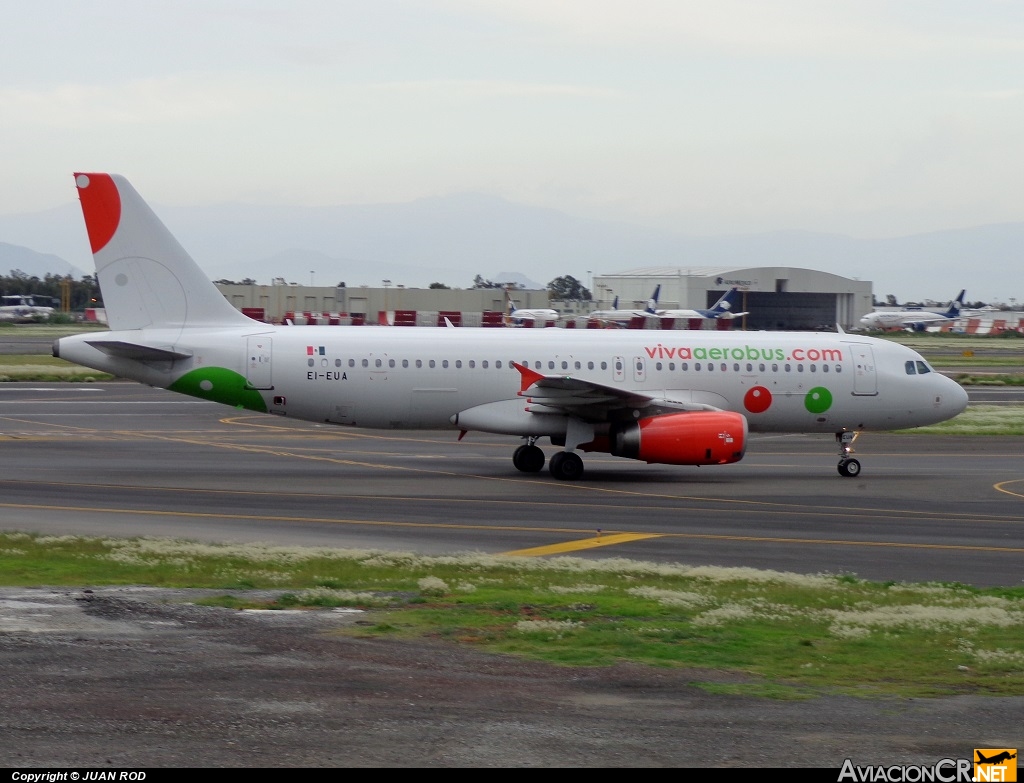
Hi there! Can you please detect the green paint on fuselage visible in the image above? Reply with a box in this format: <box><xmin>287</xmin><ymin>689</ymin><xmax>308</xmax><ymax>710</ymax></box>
<box><xmin>169</xmin><ymin>367</ymin><xmax>267</xmax><ymax>412</ymax></box>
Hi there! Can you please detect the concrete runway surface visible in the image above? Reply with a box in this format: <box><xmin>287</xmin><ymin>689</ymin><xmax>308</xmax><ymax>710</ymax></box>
<box><xmin>1</xmin><ymin>382</ymin><xmax>1022</xmax><ymax>587</ymax></box>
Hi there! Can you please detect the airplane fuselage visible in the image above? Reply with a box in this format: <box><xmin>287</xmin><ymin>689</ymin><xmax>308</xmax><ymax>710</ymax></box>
<box><xmin>56</xmin><ymin>325</ymin><xmax>965</xmax><ymax>434</ymax></box>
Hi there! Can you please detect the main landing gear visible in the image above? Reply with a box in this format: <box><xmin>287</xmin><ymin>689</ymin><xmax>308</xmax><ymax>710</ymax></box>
<box><xmin>512</xmin><ymin>430</ymin><xmax>589</xmax><ymax>481</ymax></box>
<box><xmin>836</xmin><ymin>430</ymin><xmax>861</xmax><ymax>478</ymax></box>
<box><xmin>512</xmin><ymin>440</ymin><xmax>545</xmax><ymax>473</ymax></box>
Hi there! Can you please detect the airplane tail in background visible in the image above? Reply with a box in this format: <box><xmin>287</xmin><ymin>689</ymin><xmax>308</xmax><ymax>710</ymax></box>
<box><xmin>73</xmin><ymin>173</ymin><xmax>252</xmax><ymax>332</ymax></box>
<box><xmin>644</xmin><ymin>285</ymin><xmax>661</xmax><ymax>314</ymax></box>
<box><xmin>700</xmin><ymin>288</ymin><xmax>747</xmax><ymax>319</ymax></box>
<box><xmin>944</xmin><ymin>289</ymin><xmax>966</xmax><ymax>319</ymax></box>
<box><xmin>708</xmin><ymin>287</ymin><xmax>737</xmax><ymax>316</ymax></box>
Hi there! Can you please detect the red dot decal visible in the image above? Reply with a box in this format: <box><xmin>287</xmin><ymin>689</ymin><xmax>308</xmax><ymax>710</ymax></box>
<box><xmin>744</xmin><ymin>385</ymin><xmax>772</xmax><ymax>413</ymax></box>
<box><xmin>74</xmin><ymin>173</ymin><xmax>121</xmax><ymax>254</ymax></box>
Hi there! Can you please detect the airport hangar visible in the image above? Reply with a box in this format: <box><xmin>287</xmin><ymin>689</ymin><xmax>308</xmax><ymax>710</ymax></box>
<box><xmin>589</xmin><ymin>267</ymin><xmax>874</xmax><ymax>330</ymax></box>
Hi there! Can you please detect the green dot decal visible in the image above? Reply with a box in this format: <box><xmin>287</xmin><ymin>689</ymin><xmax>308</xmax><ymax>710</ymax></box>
<box><xmin>804</xmin><ymin>386</ymin><xmax>833</xmax><ymax>414</ymax></box>
<box><xmin>169</xmin><ymin>367</ymin><xmax>267</xmax><ymax>413</ymax></box>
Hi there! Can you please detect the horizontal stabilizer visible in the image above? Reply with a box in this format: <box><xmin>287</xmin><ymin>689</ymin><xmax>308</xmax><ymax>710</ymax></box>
<box><xmin>86</xmin><ymin>340</ymin><xmax>193</xmax><ymax>361</ymax></box>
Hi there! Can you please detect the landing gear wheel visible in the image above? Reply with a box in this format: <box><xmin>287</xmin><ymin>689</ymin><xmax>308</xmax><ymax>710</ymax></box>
<box><xmin>549</xmin><ymin>451</ymin><xmax>584</xmax><ymax>481</ymax></box>
<box><xmin>837</xmin><ymin>458</ymin><xmax>861</xmax><ymax>478</ymax></box>
<box><xmin>512</xmin><ymin>444</ymin><xmax>545</xmax><ymax>473</ymax></box>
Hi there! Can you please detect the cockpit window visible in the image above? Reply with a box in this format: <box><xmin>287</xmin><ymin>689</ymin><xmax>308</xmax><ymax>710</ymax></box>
<box><xmin>906</xmin><ymin>360</ymin><xmax>933</xmax><ymax>375</ymax></box>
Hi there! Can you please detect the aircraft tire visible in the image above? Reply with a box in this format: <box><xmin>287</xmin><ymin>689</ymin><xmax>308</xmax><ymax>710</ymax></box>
<box><xmin>513</xmin><ymin>444</ymin><xmax>545</xmax><ymax>473</ymax></box>
<box><xmin>549</xmin><ymin>451</ymin><xmax>584</xmax><ymax>481</ymax></box>
<box><xmin>837</xmin><ymin>458</ymin><xmax>861</xmax><ymax>478</ymax></box>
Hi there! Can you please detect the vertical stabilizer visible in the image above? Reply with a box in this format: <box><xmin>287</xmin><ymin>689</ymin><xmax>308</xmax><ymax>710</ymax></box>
<box><xmin>73</xmin><ymin>173</ymin><xmax>252</xmax><ymax>331</ymax></box>
<box><xmin>945</xmin><ymin>290</ymin><xmax>966</xmax><ymax>318</ymax></box>
<box><xmin>644</xmin><ymin>285</ymin><xmax>661</xmax><ymax>313</ymax></box>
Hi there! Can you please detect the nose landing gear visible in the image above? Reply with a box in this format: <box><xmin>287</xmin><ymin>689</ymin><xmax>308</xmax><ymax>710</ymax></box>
<box><xmin>836</xmin><ymin>430</ymin><xmax>861</xmax><ymax>477</ymax></box>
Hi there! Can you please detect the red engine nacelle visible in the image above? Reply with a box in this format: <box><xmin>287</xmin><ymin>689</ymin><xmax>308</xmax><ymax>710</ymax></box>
<box><xmin>609</xmin><ymin>411</ymin><xmax>748</xmax><ymax>466</ymax></box>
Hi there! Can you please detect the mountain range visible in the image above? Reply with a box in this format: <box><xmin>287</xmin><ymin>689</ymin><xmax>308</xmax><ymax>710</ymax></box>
<box><xmin>1</xmin><ymin>193</ymin><xmax>1022</xmax><ymax>303</ymax></box>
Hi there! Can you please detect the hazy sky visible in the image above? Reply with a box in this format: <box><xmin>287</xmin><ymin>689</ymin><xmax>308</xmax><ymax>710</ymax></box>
<box><xmin>3</xmin><ymin>1</ymin><xmax>1024</xmax><ymax>239</ymax></box>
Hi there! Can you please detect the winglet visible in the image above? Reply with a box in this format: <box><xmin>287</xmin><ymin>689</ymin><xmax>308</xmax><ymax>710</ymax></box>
<box><xmin>512</xmin><ymin>361</ymin><xmax>544</xmax><ymax>393</ymax></box>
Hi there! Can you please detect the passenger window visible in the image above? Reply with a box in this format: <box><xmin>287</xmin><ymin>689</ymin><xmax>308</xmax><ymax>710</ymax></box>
<box><xmin>669</xmin><ymin>362</ymin><xmax>675</xmax><ymax>371</ymax></box>
<box><xmin>561</xmin><ymin>361</ymin><xmax>568</xmax><ymax>370</ymax></box>
<box><xmin>835</xmin><ymin>364</ymin><xmax>842</xmax><ymax>373</ymax></box>
<box><xmin>681</xmin><ymin>362</ymin><xmax>688</xmax><ymax>371</ymax></box>
<box><xmin>335</xmin><ymin>359</ymin><xmax>342</xmax><ymax>367</ymax></box>
<box><xmin>361</xmin><ymin>359</ymin><xmax>369</xmax><ymax>368</ymax></box>
<box><xmin>495</xmin><ymin>360</ymin><xmax>502</xmax><ymax>368</ymax></box>
<box><xmin>574</xmin><ymin>361</ymin><xmax>581</xmax><ymax>370</ymax></box>
<box><xmin>548</xmin><ymin>361</ymin><xmax>555</xmax><ymax>370</ymax></box>
<box><xmin>797</xmin><ymin>364</ymin><xmax>804</xmax><ymax>373</ymax></box>
<box><xmin>695</xmin><ymin>362</ymin><xmax>701</xmax><ymax>371</ymax></box>
<box><xmin>771</xmin><ymin>363</ymin><xmax>778</xmax><ymax>372</ymax></box>
<box><xmin>349</xmin><ymin>359</ymin><xmax>355</xmax><ymax>368</ymax></box>
<box><xmin>429</xmin><ymin>360</ymin><xmax>435</xmax><ymax>368</ymax></box>
<box><xmin>733</xmin><ymin>363</ymin><xmax>739</xmax><ymax>371</ymax></box>
<box><xmin>482</xmin><ymin>360</ymin><xmax>488</xmax><ymax>369</ymax></box>
<box><xmin>416</xmin><ymin>359</ymin><xmax>422</xmax><ymax>368</ymax></box>
<box><xmin>785</xmin><ymin>364</ymin><xmax>791</xmax><ymax>372</ymax></box>
<box><xmin>810</xmin><ymin>364</ymin><xmax>816</xmax><ymax>373</ymax></box>
<box><xmin>307</xmin><ymin>358</ymin><xmax>314</xmax><ymax>367</ymax></box>
<box><xmin>389</xmin><ymin>359</ymin><xmax>396</xmax><ymax>368</ymax></box>
<box><xmin>375</xmin><ymin>359</ymin><xmax>382</xmax><ymax>368</ymax></box>
<box><xmin>402</xmin><ymin>359</ymin><xmax>408</xmax><ymax>368</ymax></box>
<box><xmin>822</xmin><ymin>364</ymin><xmax>829</xmax><ymax>373</ymax></box>
<box><xmin>656</xmin><ymin>362</ymin><xmax>663</xmax><ymax>371</ymax></box>
<box><xmin>469</xmin><ymin>360</ymin><xmax>476</xmax><ymax>368</ymax></box>
<box><xmin>443</xmin><ymin>360</ymin><xmax>449</xmax><ymax>368</ymax></box>
<box><xmin>455</xmin><ymin>360</ymin><xmax>462</xmax><ymax>368</ymax></box>
<box><xmin>601</xmin><ymin>361</ymin><xmax>608</xmax><ymax>370</ymax></box>
<box><xmin>588</xmin><ymin>361</ymin><xmax>594</xmax><ymax>370</ymax></box>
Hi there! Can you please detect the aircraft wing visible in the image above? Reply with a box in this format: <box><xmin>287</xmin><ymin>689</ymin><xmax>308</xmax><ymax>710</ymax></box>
<box><xmin>514</xmin><ymin>362</ymin><xmax>721</xmax><ymax>420</ymax></box>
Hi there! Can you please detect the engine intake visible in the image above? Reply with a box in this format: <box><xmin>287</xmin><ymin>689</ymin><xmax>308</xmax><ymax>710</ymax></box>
<box><xmin>610</xmin><ymin>411</ymin><xmax>747</xmax><ymax>465</ymax></box>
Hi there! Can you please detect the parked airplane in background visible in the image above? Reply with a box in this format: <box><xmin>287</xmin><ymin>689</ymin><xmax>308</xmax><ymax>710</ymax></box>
<box><xmin>504</xmin><ymin>289</ymin><xmax>559</xmax><ymax>326</ymax></box>
<box><xmin>55</xmin><ymin>173</ymin><xmax>968</xmax><ymax>480</ymax></box>
<box><xmin>643</xmin><ymin>285</ymin><xmax>748</xmax><ymax>322</ymax></box>
<box><xmin>588</xmin><ymin>287</ymin><xmax>746</xmax><ymax>326</ymax></box>
<box><xmin>859</xmin><ymin>290</ymin><xmax>966</xmax><ymax>331</ymax></box>
<box><xmin>0</xmin><ymin>294</ymin><xmax>55</xmax><ymax>322</ymax></box>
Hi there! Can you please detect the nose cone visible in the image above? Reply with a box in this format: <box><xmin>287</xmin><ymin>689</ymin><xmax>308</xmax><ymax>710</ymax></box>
<box><xmin>945</xmin><ymin>376</ymin><xmax>969</xmax><ymax>417</ymax></box>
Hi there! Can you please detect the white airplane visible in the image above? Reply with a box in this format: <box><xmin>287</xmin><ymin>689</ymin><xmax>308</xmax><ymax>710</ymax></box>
<box><xmin>504</xmin><ymin>289</ymin><xmax>559</xmax><ymax>326</ymax></box>
<box><xmin>587</xmin><ymin>286</ymin><xmax>746</xmax><ymax>326</ymax></box>
<box><xmin>859</xmin><ymin>290</ymin><xmax>966</xmax><ymax>331</ymax></box>
<box><xmin>54</xmin><ymin>173</ymin><xmax>968</xmax><ymax>480</ymax></box>
<box><xmin>0</xmin><ymin>294</ymin><xmax>55</xmax><ymax>322</ymax></box>
<box><xmin>643</xmin><ymin>285</ymin><xmax>749</xmax><ymax>321</ymax></box>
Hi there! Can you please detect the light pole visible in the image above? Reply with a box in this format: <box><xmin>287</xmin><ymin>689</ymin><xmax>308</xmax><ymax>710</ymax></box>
<box><xmin>382</xmin><ymin>279</ymin><xmax>391</xmax><ymax>313</ymax></box>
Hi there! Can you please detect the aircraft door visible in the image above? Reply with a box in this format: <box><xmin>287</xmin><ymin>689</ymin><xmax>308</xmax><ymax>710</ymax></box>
<box><xmin>245</xmin><ymin>336</ymin><xmax>273</xmax><ymax>389</ymax></box>
<box><xmin>850</xmin><ymin>343</ymin><xmax>878</xmax><ymax>396</ymax></box>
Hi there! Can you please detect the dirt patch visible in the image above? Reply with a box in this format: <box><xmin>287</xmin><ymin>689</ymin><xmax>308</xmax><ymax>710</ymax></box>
<box><xmin>0</xmin><ymin>587</ymin><xmax>1017</xmax><ymax>767</ymax></box>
